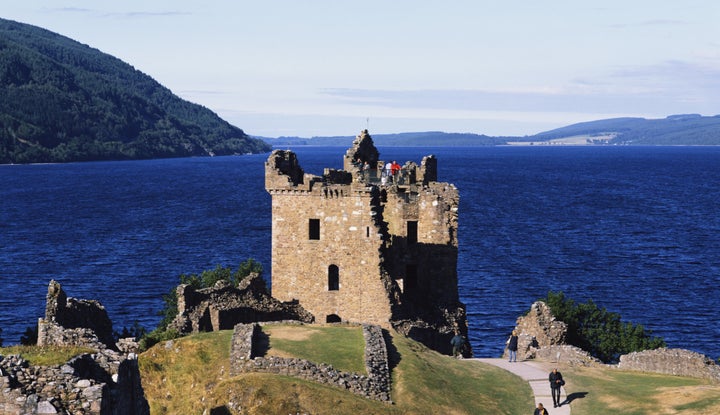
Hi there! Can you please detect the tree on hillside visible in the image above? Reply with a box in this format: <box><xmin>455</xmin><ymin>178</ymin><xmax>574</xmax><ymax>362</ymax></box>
<box><xmin>541</xmin><ymin>291</ymin><xmax>665</xmax><ymax>363</ymax></box>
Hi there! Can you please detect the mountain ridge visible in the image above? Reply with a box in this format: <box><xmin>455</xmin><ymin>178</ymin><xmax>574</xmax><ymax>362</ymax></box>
<box><xmin>0</xmin><ymin>18</ymin><xmax>271</xmax><ymax>164</ymax></box>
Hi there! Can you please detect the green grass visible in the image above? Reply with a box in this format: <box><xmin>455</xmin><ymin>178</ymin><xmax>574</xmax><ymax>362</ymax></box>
<box><xmin>138</xmin><ymin>326</ymin><xmax>720</xmax><ymax>414</ymax></box>
<box><xmin>262</xmin><ymin>324</ymin><xmax>366</xmax><ymax>373</ymax></box>
<box><xmin>0</xmin><ymin>345</ymin><xmax>95</xmax><ymax>366</ymax></box>
<box><xmin>555</xmin><ymin>364</ymin><xmax>720</xmax><ymax>415</ymax></box>
<box><xmin>138</xmin><ymin>330</ymin><xmax>234</xmax><ymax>415</ymax></box>
<box><xmin>139</xmin><ymin>326</ymin><xmax>533</xmax><ymax>414</ymax></box>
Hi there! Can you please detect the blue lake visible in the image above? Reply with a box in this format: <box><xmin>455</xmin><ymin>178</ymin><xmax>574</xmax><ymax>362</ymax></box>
<box><xmin>1</xmin><ymin>145</ymin><xmax>719</xmax><ymax>359</ymax></box>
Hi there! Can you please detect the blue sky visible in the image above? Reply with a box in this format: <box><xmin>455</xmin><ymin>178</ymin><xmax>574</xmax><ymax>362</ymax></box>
<box><xmin>4</xmin><ymin>1</ymin><xmax>720</xmax><ymax>137</ymax></box>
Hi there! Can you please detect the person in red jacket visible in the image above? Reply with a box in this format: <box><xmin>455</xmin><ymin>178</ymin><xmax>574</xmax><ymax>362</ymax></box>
<box><xmin>390</xmin><ymin>160</ymin><xmax>401</xmax><ymax>182</ymax></box>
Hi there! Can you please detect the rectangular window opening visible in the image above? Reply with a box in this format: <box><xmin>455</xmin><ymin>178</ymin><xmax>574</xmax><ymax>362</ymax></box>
<box><xmin>407</xmin><ymin>220</ymin><xmax>418</xmax><ymax>244</ymax></box>
<box><xmin>309</xmin><ymin>218</ymin><xmax>320</xmax><ymax>240</ymax></box>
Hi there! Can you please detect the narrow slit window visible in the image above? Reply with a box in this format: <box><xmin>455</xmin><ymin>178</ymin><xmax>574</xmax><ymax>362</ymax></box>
<box><xmin>328</xmin><ymin>264</ymin><xmax>339</xmax><ymax>291</ymax></box>
<box><xmin>309</xmin><ymin>218</ymin><xmax>320</xmax><ymax>240</ymax></box>
<box><xmin>407</xmin><ymin>220</ymin><xmax>418</xmax><ymax>244</ymax></box>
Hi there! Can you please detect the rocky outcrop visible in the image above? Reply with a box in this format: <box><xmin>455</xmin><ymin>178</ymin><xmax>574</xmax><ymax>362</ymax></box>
<box><xmin>170</xmin><ymin>274</ymin><xmax>314</xmax><ymax>335</ymax></box>
<box><xmin>618</xmin><ymin>348</ymin><xmax>720</xmax><ymax>382</ymax></box>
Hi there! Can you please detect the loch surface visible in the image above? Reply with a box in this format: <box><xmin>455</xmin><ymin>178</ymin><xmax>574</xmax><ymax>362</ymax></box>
<box><xmin>1</xmin><ymin>145</ymin><xmax>719</xmax><ymax>359</ymax></box>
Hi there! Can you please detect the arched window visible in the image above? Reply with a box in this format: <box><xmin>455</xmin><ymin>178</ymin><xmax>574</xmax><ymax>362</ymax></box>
<box><xmin>328</xmin><ymin>264</ymin><xmax>339</xmax><ymax>291</ymax></box>
<box><xmin>326</xmin><ymin>314</ymin><xmax>341</xmax><ymax>323</ymax></box>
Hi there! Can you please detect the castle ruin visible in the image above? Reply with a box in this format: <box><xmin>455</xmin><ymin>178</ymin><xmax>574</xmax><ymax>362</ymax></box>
<box><xmin>265</xmin><ymin>130</ymin><xmax>469</xmax><ymax>355</ymax></box>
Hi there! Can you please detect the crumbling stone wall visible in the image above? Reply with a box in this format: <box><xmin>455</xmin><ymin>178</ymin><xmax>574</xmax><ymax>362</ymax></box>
<box><xmin>39</xmin><ymin>280</ymin><xmax>116</xmax><ymax>350</ymax></box>
<box><xmin>265</xmin><ymin>130</ymin><xmax>470</xmax><ymax>356</ymax></box>
<box><xmin>0</xmin><ymin>350</ymin><xmax>148</xmax><ymax>414</ymax></box>
<box><xmin>1</xmin><ymin>280</ymin><xmax>149</xmax><ymax>414</ymax></box>
<box><xmin>170</xmin><ymin>274</ymin><xmax>314</xmax><ymax>334</ymax></box>
<box><xmin>229</xmin><ymin>323</ymin><xmax>392</xmax><ymax>402</ymax></box>
<box><xmin>509</xmin><ymin>303</ymin><xmax>720</xmax><ymax>382</ymax></box>
<box><xmin>533</xmin><ymin>344</ymin><xmax>602</xmax><ymax>366</ymax></box>
<box><xmin>618</xmin><ymin>348</ymin><xmax>720</xmax><ymax>382</ymax></box>
<box><xmin>507</xmin><ymin>301</ymin><xmax>567</xmax><ymax>360</ymax></box>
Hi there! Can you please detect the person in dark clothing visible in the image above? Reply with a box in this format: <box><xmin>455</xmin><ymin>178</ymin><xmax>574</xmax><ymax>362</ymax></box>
<box><xmin>507</xmin><ymin>330</ymin><xmax>519</xmax><ymax>362</ymax></box>
<box><xmin>533</xmin><ymin>402</ymin><xmax>549</xmax><ymax>415</ymax></box>
<box><xmin>450</xmin><ymin>330</ymin><xmax>466</xmax><ymax>358</ymax></box>
<box><xmin>549</xmin><ymin>368</ymin><xmax>564</xmax><ymax>407</ymax></box>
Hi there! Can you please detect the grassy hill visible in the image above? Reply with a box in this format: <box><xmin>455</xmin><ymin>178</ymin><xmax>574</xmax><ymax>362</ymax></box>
<box><xmin>0</xmin><ymin>18</ymin><xmax>271</xmax><ymax>164</ymax></box>
<box><xmin>137</xmin><ymin>325</ymin><xmax>720</xmax><ymax>415</ymax></box>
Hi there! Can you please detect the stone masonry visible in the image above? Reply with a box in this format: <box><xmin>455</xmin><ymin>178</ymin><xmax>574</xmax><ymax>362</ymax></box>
<box><xmin>618</xmin><ymin>348</ymin><xmax>720</xmax><ymax>382</ymax></box>
<box><xmin>506</xmin><ymin>301</ymin><xmax>568</xmax><ymax>361</ymax></box>
<box><xmin>509</xmin><ymin>301</ymin><xmax>720</xmax><ymax>381</ymax></box>
<box><xmin>265</xmin><ymin>130</ymin><xmax>469</xmax><ymax>356</ymax></box>
<box><xmin>38</xmin><ymin>280</ymin><xmax>116</xmax><ymax>351</ymax></box>
<box><xmin>0</xmin><ymin>280</ymin><xmax>149</xmax><ymax>415</ymax></box>
<box><xmin>170</xmin><ymin>273</ymin><xmax>314</xmax><ymax>334</ymax></box>
<box><xmin>229</xmin><ymin>322</ymin><xmax>392</xmax><ymax>402</ymax></box>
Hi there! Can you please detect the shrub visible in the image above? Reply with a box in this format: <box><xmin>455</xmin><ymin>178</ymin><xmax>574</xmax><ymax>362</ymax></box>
<box><xmin>541</xmin><ymin>291</ymin><xmax>665</xmax><ymax>363</ymax></box>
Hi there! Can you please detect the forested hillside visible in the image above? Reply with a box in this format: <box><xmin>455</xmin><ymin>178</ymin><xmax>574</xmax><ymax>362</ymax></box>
<box><xmin>530</xmin><ymin>114</ymin><xmax>720</xmax><ymax>145</ymax></box>
<box><xmin>0</xmin><ymin>18</ymin><xmax>270</xmax><ymax>164</ymax></box>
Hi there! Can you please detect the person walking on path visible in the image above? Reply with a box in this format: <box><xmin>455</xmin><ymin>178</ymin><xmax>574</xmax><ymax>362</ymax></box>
<box><xmin>549</xmin><ymin>368</ymin><xmax>565</xmax><ymax>408</ymax></box>
<box><xmin>507</xmin><ymin>330</ymin><xmax>519</xmax><ymax>362</ymax></box>
<box><xmin>534</xmin><ymin>402</ymin><xmax>549</xmax><ymax>415</ymax></box>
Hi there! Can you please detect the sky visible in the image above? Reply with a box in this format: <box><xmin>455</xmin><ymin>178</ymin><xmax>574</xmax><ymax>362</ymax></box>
<box><xmin>3</xmin><ymin>1</ymin><xmax>720</xmax><ymax>137</ymax></box>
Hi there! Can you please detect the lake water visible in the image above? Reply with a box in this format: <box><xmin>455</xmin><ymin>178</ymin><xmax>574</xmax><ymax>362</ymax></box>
<box><xmin>1</xmin><ymin>145</ymin><xmax>719</xmax><ymax>359</ymax></box>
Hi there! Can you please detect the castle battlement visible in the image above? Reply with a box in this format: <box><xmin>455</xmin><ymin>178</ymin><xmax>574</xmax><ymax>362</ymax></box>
<box><xmin>265</xmin><ymin>129</ymin><xmax>470</xmax><ymax>356</ymax></box>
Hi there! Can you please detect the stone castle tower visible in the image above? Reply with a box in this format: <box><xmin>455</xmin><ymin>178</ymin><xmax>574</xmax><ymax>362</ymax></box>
<box><xmin>265</xmin><ymin>130</ymin><xmax>469</xmax><ymax>354</ymax></box>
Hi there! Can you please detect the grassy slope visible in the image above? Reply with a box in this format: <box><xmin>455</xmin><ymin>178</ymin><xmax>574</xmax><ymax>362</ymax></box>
<box><xmin>137</xmin><ymin>326</ymin><xmax>720</xmax><ymax>415</ymax></box>
<box><xmin>552</xmin><ymin>364</ymin><xmax>720</xmax><ymax>415</ymax></box>
<box><xmin>138</xmin><ymin>326</ymin><xmax>531</xmax><ymax>414</ymax></box>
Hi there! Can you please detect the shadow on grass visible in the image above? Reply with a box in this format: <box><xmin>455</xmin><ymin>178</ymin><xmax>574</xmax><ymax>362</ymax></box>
<box><xmin>251</xmin><ymin>329</ymin><xmax>270</xmax><ymax>358</ymax></box>
<box><xmin>382</xmin><ymin>329</ymin><xmax>401</xmax><ymax>372</ymax></box>
<box><xmin>564</xmin><ymin>391</ymin><xmax>589</xmax><ymax>405</ymax></box>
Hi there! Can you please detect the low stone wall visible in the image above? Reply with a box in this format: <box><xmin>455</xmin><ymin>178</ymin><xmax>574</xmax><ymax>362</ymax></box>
<box><xmin>533</xmin><ymin>344</ymin><xmax>602</xmax><ymax>367</ymax></box>
<box><xmin>618</xmin><ymin>348</ymin><xmax>720</xmax><ymax>382</ymax></box>
<box><xmin>229</xmin><ymin>322</ymin><xmax>392</xmax><ymax>402</ymax></box>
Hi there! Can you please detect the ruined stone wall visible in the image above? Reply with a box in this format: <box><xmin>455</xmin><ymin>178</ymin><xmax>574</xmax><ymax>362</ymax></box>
<box><xmin>171</xmin><ymin>276</ymin><xmax>313</xmax><ymax>334</ymax></box>
<box><xmin>0</xmin><ymin>351</ymin><xmax>149</xmax><ymax>415</ymax></box>
<box><xmin>229</xmin><ymin>323</ymin><xmax>391</xmax><ymax>402</ymax></box>
<box><xmin>1</xmin><ymin>281</ymin><xmax>149</xmax><ymax>414</ymax></box>
<box><xmin>618</xmin><ymin>348</ymin><xmax>720</xmax><ymax>382</ymax></box>
<box><xmin>268</xmin><ymin>184</ymin><xmax>393</xmax><ymax>327</ymax></box>
<box><xmin>39</xmin><ymin>280</ymin><xmax>116</xmax><ymax>350</ymax></box>
<box><xmin>382</xmin><ymin>182</ymin><xmax>459</xmax><ymax>306</ymax></box>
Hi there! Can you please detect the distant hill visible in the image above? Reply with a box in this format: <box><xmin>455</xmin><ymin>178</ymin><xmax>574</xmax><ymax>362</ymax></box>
<box><xmin>0</xmin><ymin>18</ymin><xmax>270</xmax><ymax>164</ymax></box>
<box><xmin>261</xmin><ymin>131</ymin><xmax>509</xmax><ymax>147</ymax></box>
<box><xmin>263</xmin><ymin>114</ymin><xmax>720</xmax><ymax>147</ymax></box>
<box><xmin>529</xmin><ymin>114</ymin><xmax>720</xmax><ymax>145</ymax></box>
